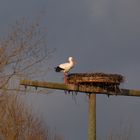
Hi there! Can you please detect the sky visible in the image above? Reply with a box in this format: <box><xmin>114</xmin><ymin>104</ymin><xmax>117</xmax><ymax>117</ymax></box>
<box><xmin>0</xmin><ymin>0</ymin><xmax>140</xmax><ymax>139</ymax></box>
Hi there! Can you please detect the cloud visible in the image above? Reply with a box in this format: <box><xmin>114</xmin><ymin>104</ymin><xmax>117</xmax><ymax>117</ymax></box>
<box><xmin>87</xmin><ymin>0</ymin><xmax>112</xmax><ymax>18</ymax></box>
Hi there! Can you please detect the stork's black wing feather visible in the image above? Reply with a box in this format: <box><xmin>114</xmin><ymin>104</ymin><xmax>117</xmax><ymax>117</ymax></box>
<box><xmin>55</xmin><ymin>66</ymin><xmax>64</xmax><ymax>72</ymax></box>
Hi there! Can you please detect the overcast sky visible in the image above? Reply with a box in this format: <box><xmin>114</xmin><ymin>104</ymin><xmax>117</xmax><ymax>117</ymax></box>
<box><xmin>0</xmin><ymin>0</ymin><xmax>140</xmax><ymax>139</ymax></box>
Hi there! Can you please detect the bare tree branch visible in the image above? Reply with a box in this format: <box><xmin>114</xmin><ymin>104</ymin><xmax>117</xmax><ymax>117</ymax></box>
<box><xmin>0</xmin><ymin>16</ymin><xmax>53</xmax><ymax>89</ymax></box>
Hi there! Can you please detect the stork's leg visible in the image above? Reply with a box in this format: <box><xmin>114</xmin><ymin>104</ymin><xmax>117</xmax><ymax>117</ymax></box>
<box><xmin>64</xmin><ymin>72</ymin><xmax>68</xmax><ymax>84</ymax></box>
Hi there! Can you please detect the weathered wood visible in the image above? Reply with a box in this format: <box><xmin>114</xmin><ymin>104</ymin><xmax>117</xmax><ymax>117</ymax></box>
<box><xmin>20</xmin><ymin>79</ymin><xmax>140</xmax><ymax>140</ymax></box>
<box><xmin>88</xmin><ymin>94</ymin><xmax>96</xmax><ymax>140</ymax></box>
<box><xmin>20</xmin><ymin>80</ymin><xmax>78</xmax><ymax>91</ymax></box>
<box><xmin>20</xmin><ymin>80</ymin><xmax>140</xmax><ymax>96</ymax></box>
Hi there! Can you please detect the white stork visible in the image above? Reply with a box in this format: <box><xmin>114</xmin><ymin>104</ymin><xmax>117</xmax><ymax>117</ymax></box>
<box><xmin>55</xmin><ymin>57</ymin><xmax>75</xmax><ymax>83</ymax></box>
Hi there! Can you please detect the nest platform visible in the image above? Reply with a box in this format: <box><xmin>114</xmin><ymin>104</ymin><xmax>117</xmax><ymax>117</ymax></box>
<box><xmin>67</xmin><ymin>73</ymin><xmax>124</xmax><ymax>93</ymax></box>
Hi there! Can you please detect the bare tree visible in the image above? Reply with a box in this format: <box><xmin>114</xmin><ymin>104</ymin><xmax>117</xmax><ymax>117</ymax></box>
<box><xmin>106</xmin><ymin>122</ymin><xmax>133</xmax><ymax>140</ymax></box>
<box><xmin>0</xmin><ymin>16</ymin><xmax>53</xmax><ymax>89</ymax></box>
<box><xmin>0</xmin><ymin>17</ymin><xmax>63</xmax><ymax>140</ymax></box>
<box><xmin>0</xmin><ymin>94</ymin><xmax>63</xmax><ymax>140</ymax></box>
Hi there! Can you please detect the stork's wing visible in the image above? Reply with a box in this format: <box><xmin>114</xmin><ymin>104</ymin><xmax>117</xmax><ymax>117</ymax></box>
<box><xmin>59</xmin><ymin>62</ymin><xmax>70</xmax><ymax>69</ymax></box>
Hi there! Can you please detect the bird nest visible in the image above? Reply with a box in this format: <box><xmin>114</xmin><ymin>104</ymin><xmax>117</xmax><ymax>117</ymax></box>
<box><xmin>68</xmin><ymin>73</ymin><xmax>124</xmax><ymax>84</ymax></box>
<box><xmin>67</xmin><ymin>73</ymin><xmax>124</xmax><ymax>93</ymax></box>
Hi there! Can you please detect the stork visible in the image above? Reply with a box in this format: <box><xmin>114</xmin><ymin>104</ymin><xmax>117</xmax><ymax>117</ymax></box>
<box><xmin>55</xmin><ymin>57</ymin><xmax>75</xmax><ymax>83</ymax></box>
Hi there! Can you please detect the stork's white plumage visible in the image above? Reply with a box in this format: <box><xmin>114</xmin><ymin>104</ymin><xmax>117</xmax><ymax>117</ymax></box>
<box><xmin>55</xmin><ymin>57</ymin><xmax>75</xmax><ymax>83</ymax></box>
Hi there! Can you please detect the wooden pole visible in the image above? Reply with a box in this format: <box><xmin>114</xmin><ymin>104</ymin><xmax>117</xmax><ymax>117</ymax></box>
<box><xmin>20</xmin><ymin>79</ymin><xmax>140</xmax><ymax>140</ymax></box>
<box><xmin>20</xmin><ymin>80</ymin><xmax>140</xmax><ymax>97</ymax></box>
<box><xmin>88</xmin><ymin>94</ymin><xmax>96</xmax><ymax>140</ymax></box>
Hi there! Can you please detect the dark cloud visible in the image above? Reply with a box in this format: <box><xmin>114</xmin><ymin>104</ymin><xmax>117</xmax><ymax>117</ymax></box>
<box><xmin>47</xmin><ymin>0</ymin><xmax>140</xmax><ymax>139</ymax></box>
<box><xmin>0</xmin><ymin>0</ymin><xmax>140</xmax><ymax>139</ymax></box>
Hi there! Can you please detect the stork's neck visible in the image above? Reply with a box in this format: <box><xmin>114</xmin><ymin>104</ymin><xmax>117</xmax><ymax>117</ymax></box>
<box><xmin>69</xmin><ymin>59</ymin><xmax>74</xmax><ymax>65</ymax></box>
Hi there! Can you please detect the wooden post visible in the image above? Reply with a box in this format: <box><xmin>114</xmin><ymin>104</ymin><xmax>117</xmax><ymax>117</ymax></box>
<box><xmin>88</xmin><ymin>94</ymin><xmax>96</xmax><ymax>140</ymax></box>
<box><xmin>20</xmin><ymin>80</ymin><xmax>140</xmax><ymax>97</ymax></box>
<box><xmin>20</xmin><ymin>79</ymin><xmax>140</xmax><ymax>140</ymax></box>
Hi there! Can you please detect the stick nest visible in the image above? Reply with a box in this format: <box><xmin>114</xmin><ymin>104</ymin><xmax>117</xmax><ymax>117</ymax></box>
<box><xmin>68</xmin><ymin>72</ymin><xmax>124</xmax><ymax>85</ymax></box>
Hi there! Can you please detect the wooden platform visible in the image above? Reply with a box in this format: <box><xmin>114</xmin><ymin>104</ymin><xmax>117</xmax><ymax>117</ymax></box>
<box><xmin>67</xmin><ymin>73</ymin><xmax>124</xmax><ymax>93</ymax></box>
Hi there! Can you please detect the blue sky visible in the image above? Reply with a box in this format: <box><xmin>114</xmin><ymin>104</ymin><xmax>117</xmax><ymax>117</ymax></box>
<box><xmin>1</xmin><ymin>0</ymin><xmax>140</xmax><ymax>139</ymax></box>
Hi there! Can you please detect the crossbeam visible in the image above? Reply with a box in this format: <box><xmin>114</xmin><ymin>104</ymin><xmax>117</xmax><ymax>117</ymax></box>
<box><xmin>20</xmin><ymin>79</ymin><xmax>140</xmax><ymax>97</ymax></box>
<box><xmin>20</xmin><ymin>79</ymin><xmax>140</xmax><ymax>140</ymax></box>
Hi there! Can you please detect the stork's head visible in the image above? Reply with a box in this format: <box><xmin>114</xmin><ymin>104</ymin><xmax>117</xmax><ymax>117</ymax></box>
<box><xmin>68</xmin><ymin>57</ymin><xmax>73</xmax><ymax>61</ymax></box>
<box><xmin>68</xmin><ymin>57</ymin><xmax>76</xmax><ymax>65</ymax></box>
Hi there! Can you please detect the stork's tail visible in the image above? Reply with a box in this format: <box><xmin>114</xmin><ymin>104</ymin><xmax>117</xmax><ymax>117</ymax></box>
<box><xmin>55</xmin><ymin>66</ymin><xmax>63</xmax><ymax>72</ymax></box>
